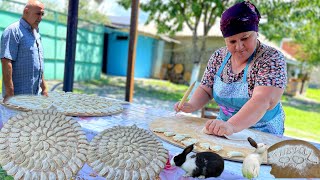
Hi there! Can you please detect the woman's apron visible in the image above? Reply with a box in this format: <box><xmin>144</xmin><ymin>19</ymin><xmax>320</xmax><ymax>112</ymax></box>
<box><xmin>213</xmin><ymin>52</ymin><xmax>285</xmax><ymax>135</ymax></box>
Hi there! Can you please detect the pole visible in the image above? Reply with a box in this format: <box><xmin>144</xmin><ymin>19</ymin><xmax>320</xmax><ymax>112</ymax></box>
<box><xmin>125</xmin><ymin>0</ymin><xmax>140</xmax><ymax>102</ymax></box>
<box><xmin>63</xmin><ymin>0</ymin><xmax>79</xmax><ymax>92</ymax></box>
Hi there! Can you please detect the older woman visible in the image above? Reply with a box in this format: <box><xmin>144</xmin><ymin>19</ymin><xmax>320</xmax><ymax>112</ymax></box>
<box><xmin>174</xmin><ymin>1</ymin><xmax>287</xmax><ymax>136</ymax></box>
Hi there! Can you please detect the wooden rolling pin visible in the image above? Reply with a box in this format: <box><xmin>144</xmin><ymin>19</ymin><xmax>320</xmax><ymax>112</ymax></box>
<box><xmin>177</xmin><ymin>81</ymin><xmax>196</xmax><ymax>110</ymax></box>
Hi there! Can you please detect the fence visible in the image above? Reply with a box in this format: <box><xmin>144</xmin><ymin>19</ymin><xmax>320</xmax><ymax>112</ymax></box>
<box><xmin>0</xmin><ymin>0</ymin><xmax>104</xmax><ymax>81</ymax></box>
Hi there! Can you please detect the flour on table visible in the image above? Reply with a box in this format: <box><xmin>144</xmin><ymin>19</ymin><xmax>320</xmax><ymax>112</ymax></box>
<box><xmin>268</xmin><ymin>145</ymin><xmax>319</xmax><ymax>172</ymax></box>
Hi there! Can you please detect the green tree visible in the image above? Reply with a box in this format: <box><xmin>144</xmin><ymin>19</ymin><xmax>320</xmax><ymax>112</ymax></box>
<box><xmin>42</xmin><ymin>0</ymin><xmax>110</xmax><ymax>25</ymax></box>
<box><xmin>257</xmin><ymin>0</ymin><xmax>320</xmax><ymax>66</ymax></box>
<box><xmin>118</xmin><ymin>0</ymin><xmax>237</xmax><ymax>83</ymax></box>
<box><xmin>257</xmin><ymin>0</ymin><xmax>319</xmax><ymax>93</ymax></box>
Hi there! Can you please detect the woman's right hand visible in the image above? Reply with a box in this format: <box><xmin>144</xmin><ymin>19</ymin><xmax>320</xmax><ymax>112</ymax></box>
<box><xmin>174</xmin><ymin>101</ymin><xmax>196</xmax><ymax>113</ymax></box>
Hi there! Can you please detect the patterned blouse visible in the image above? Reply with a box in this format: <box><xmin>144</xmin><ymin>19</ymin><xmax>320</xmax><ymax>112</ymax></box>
<box><xmin>201</xmin><ymin>42</ymin><xmax>287</xmax><ymax>97</ymax></box>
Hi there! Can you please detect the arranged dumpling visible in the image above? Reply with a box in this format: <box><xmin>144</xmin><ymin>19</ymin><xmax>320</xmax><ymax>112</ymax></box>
<box><xmin>88</xmin><ymin>125</ymin><xmax>168</xmax><ymax>179</ymax></box>
<box><xmin>3</xmin><ymin>91</ymin><xmax>123</xmax><ymax>117</ymax></box>
<box><xmin>0</xmin><ymin>108</ymin><xmax>88</xmax><ymax>179</ymax></box>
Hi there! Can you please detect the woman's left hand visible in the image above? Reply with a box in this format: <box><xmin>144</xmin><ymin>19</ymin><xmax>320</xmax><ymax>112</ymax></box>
<box><xmin>205</xmin><ymin>119</ymin><xmax>234</xmax><ymax>136</ymax></box>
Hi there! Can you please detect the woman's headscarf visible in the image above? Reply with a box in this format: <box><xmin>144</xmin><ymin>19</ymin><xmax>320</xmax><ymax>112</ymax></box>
<box><xmin>220</xmin><ymin>1</ymin><xmax>261</xmax><ymax>38</ymax></box>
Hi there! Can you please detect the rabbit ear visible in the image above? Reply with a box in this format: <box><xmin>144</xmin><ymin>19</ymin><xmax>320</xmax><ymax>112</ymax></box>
<box><xmin>248</xmin><ymin>137</ymin><xmax>257</xmax><ymax>148</ymax></box>
<box><xmin>182</xmin><ymin>144</ymin><xmax>194</xmax><ymax>155</ymax></box>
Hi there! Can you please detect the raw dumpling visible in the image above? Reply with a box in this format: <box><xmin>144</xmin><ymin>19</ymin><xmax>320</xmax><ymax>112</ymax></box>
<box><xmin>163</xmin><ymin>132</ymin><xmax>175</xmax><ymax>137</ymax></box>
<box><xmin>211</xmin><ymin>145</ymin><xmax>223</xmax><ymax>152</ymax></box>
<box><xmin>153</xmin><ymin>128</ymin><xmax>167</xmax><ymax>133</ymax></box>
<box><xmin>227</xmin><ymin>151</ymin><xmax>244</xmax><ymax>158</ymax></box>
<box><xmin>173</xmin><ymin>134</ymin><xmax>185</xmax><ymax>142</ymax></box>
<box><xmin>199</xmin><ymin>142</ymin><xmax>210</xmax><ymax>150</ymax></box>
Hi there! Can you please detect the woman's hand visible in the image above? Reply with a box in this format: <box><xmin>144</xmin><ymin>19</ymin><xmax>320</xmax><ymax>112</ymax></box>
<box><xmin>205</xmin><ymin>119</ymin><xmax>234</xmax><ymax>136</ymax></box>
<box><xmin>174</xmin><ymin>101</ymin><xmax>196</xmax><ymax>113</ymax></box>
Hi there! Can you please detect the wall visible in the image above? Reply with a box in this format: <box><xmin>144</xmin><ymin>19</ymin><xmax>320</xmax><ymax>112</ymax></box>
<box><xmin>169</xmin><ymin>36</ymin><xmax>225</xmax><ymax>81</ymax></box>
<box><xmin>106</xmin><ymin>30</ymin><xmax>157</xmax><ymax>78</ymax></box>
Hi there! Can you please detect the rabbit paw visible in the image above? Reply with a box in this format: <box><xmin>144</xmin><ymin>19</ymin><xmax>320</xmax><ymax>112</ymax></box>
<box><xmin>198</xmin><ymin>175</ymin><xmax>206</xmax><ymax>179</ymax></box>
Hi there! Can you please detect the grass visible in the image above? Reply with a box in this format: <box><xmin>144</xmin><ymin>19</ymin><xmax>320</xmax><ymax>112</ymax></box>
<box><xmin>83</xmin><ymin>76</ymin><xmax>189</xmax><ymax>101</ymax></box>
<box><xmin>306</xmin><ymin>88</ymin><xmax>320</xmax><ymax>102</ymax></box>
<box><xmin>282</xmin><ymin>88</ymin><xmax>320</xmax><ymax>142</ymax></box>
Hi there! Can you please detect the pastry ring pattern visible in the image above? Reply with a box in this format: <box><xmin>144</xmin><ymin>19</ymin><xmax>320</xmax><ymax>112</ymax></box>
<box><xmin>2</xmin><ymin>91</ymin><xmax>123</xmax><ymax>116</ymax></box>
<box><xmin>87</xmin><ymin>125</ymin><xmax>168</xmax><ymax>180</ymax></box>
<box><xmin>0</xmin><ymin>109</ymin><xmax>89</xmax><ymax>180</ymax></box>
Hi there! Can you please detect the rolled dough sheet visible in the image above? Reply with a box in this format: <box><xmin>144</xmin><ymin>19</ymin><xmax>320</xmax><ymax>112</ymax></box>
<box><xmin>224</xmin><ymin>129</ymin><xmax>257</xmax><ymax>141</ymax></box>
<box><xmin>202</xmin><ymin>127</ymin><xmax>256</xmax><ymax>141</ymax></box>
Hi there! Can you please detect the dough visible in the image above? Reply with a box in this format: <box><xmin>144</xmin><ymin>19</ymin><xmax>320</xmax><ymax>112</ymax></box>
<box><xmin>224</xmin><ymin>129</ymin><xmax>256</xmax><ymax>141</ymax></box>
<box><xmin>202</xmin><ymin>127</ymin><xmax>212</xmax><ymax>135</ymax></box>
<box><xmin>181</xmin><ymin>138</ymin><xmax>198</xmax><ymax>146</ymax></box>
<box><xmin>202</xmin><ymin>127</ymin><xmax>256</xmax><ymax>141</ymax></box>
<box><xmin>0</xmin><ymin>108</ymin><xmax>88</xmax><ymax>179</ymax></box>
<box><xmin>163</xmin><ymin>131</ymin><xmax>175</xmax><ymax>137</ymax></box>
<box><xmin>153</xmin><ymin>128</ymin><xmax>167</xmax><ymax>133</ymax></box>
<box><xmin>227</xmin><ymin>151</ymin><xmax>244</xmax><ymax>158</ymax></box>
<box><xmin>3</xmin><ymin>92</ymin><xmax>123</xmax><ymax>116</ymax></box>
<box><xmin>88</xmin><ymin>125</ymin><xmax>168</xmax><ymax>179</ymax></box>
<box><xmin>199</xmin><ymin>143</ymin><xmax>210</xmax><ymax>150</ymax></box>
<box><xmin>211</xmin><ymin>145</ymin><xmax>223</xmax><ymax>152</ymax></box>
<box><xmin>173</xmin><ymin>134</ymin><xmax>186</xmax><ymax>142</ymax></box>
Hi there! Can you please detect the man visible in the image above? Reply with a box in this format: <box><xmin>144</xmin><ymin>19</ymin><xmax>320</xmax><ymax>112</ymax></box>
<box><xmin>1</xmin><ymin>0</ymin><xmax>47</xmax><ymax>103</ymax></box>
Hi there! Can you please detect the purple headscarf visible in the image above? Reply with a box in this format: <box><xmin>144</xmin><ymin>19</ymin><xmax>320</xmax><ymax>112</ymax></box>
<box><xmin>220</xmin><ymin>1</ymin><xmax>261</xmax><ymax>38</ymax></box>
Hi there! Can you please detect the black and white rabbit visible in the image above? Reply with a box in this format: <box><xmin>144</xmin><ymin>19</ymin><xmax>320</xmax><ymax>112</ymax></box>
<box><xmin>170</xmin><ymin>144</ymin><xmax>224</xmax><ymax>178</ymax></box>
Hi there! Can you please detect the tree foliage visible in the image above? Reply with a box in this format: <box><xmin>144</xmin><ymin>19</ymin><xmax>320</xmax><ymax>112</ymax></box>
<box><xmin>42</xmin><ymin>0</ymin><xmax>110</xmax><ymax>25</ymax></box>
<box><xmin>257</xmin><ymin>0</ymin><xmax>320</xmax><ymax>66</ymax></box>
<box><xmin>118</xmin><ymin>0</ymin><xmax>237</xmax><ymax>64</ymax></box>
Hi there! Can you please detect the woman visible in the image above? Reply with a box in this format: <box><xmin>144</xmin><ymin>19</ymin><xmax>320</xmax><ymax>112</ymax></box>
<box><xmin>174</xmin><ymin>1</ymin><xmax>287</xmax><ymax>136</ymax></box>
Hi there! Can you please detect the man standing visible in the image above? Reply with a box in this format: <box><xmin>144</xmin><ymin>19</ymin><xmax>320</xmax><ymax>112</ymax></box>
<box><xmin>1</xmin><ymin>0</ymin><xmax>47</xmax><ymax>102</ymax></box>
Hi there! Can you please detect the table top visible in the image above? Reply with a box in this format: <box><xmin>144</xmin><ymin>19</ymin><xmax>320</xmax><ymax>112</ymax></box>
<box><xmin>1</xmin><ymin>102</ymin><xmax>319</xmax><ymax>180</ymax></box>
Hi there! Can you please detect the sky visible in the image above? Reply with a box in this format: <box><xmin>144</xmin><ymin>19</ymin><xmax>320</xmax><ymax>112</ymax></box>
<box><xmin>96</xmin><ymin>0</ymin><xmax>149</xmax><ymax>24</ymax></box>
<box><xmin>50</xmin><ymin>0</ymin><xmax>149</xmax><ymax>24</ymax></box>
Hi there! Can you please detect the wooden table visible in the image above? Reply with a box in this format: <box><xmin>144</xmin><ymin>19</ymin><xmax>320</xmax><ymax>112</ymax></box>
<box><xmin>1</xmin><ymin>102</ymin><xmax>319</xmax><ymax>179</ymax></box>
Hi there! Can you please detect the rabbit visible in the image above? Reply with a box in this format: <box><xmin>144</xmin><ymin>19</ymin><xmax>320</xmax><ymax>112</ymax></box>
<box><xmin>242</xmin><ymin>137</ymin><xmax>268</xmax><ymax>179</ymax></box>
<box><xmin>170</xmin><ymin>144</ymin><xmax>224</xmax><ymax>178</ymax></box>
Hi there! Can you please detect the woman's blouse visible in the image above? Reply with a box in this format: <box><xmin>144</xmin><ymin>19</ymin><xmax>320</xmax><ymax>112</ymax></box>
<box><xmin>201</xmin><ymin>42</ymin><xmax>287</xmax><ymax>97</ymax></box>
